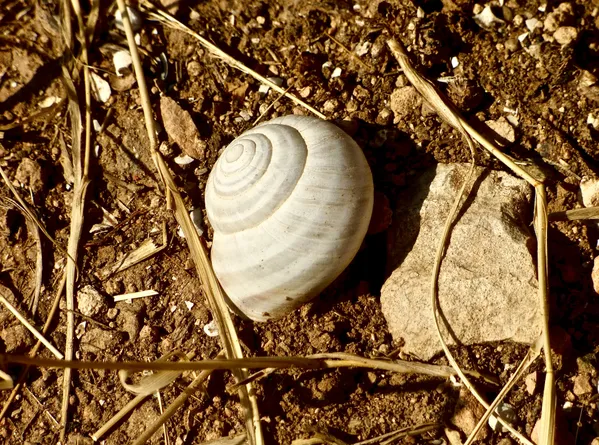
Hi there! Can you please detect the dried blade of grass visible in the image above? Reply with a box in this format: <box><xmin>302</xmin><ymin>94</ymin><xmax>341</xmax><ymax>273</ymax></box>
<box><xmin>0</xmin><ymin>98</ymin><xmax>65</xmax><ymax>131</ymax></box>
<box><xmin>386</xmin><ymin>37</ymin><xmax>534</xmax><ymax>444</ymax></box>
<box><xmin>115</xmin><ymin>1</ymin><xmax>263</xmax><ymax>443</ymax></box>
<box><xmin>140</xmin><ymin>2</ymin><xmax>325</xmax><ymax>120</ymax></box>
<box><xmin>113</xmin><ymin>289</ymin><xmax>158</xmax><ymax>302</ymax></box>
<box><xmin>464</xmin><ymin>336</ymin><xmax>542</xmax><ymax>444</ymax></box>
<box><xmin>97</xmin><ymin>227</ymin><xmax>167</xmax><ymax>279</ymax></box>
<box><xmin>351</xmin><ymin>423</ymin><xmax>439</xmax><ymax>445</ymax></box>
<box><xmin>131</xmin><ymin>351</ymin><xmax>225</xmax><ymax>445</ymax></box>
<box><xmin>59</xmin><ymin>0</ymin><xmax>94</xmax><ymax>437</ymax></box>
<box><xmin>0</xmin><ymin>370</ymin><xmax>13</xmax><ymax>390</ymax></box>
<box><xmin>0</xmin><ymin>273</ymin><xmax>65</xmax><ymax>420</ymax></box>
<box><xmin>232</xmin><ymin>347</ymin><xmax>491</xmax><ymax>387</ymax></box>
<box><xmin>386</xmin><ymin>38</ymin><xmax>541</xmax><ymax>187</ymax></box>
<box><xmin>60</xmin><ymin>0</ymin><xmax>72</xmax><ymax>52</ymax></box>
<box><xmin>25</xmin><ymin>214</ymin><xmax>43</xmax><ymax>315</ymax></box>
<box><xmin>118</xmin><ymin>351</ymin><xmax>189</xmax><ymax>396</ymax></box>
<box><xmin>196</xmin><ymin>435</ymin><xmax>247</xmax><ymax>445</ymax></box>
<box><xmin>60</xmin><ymin>66</ymin><xmax>91</xmax><ymax>441</ymax></box>
<box><xmin>91</xmin><ymin>393</ymin><xmax>147</xmax><ymax>441</ymax></box>
<box><xmin>0</xmin><ymin>286</ymin><xmax>63</xmax><ymax>359</ymax></box>
<box><xmin>292</xmin><ymin>423</ymin><xmax>440</xmax><ymax>445</ymax></box>
<box><xmin>0</xmin><ymin>175</ymin><xmax>43</xmax><ymax>314</ymax></box>
<box><xmin>84</xmin><ymin>0</ymin><xmax>100</xmax><ymax>44</ymax></box>
<box><xmin>4</xmin><ymin>352</ymin><xmax>496</xmax><ymax>379</ymax></box>
<box><xmin>534</xmin><ymin>185</ymin><xmax>555</xmax><ymax>445</ymax></box>
<box><xmin>311</xmin><ymin>352</ymin><xmax>491</xmax><ymax>380</ymax></box>
<box><xmin>0</xmin><ymin>355</ymin><xmax>328</xmax><ymax>372</ymax></box>
<box><xmin>0</xmin><ymin>170</ymin><xmax>73</xmax><ymax>266</ymax></box>
<box><xmin>548</xmin><ymin>206</ymin><xmax>599</xmax><ymax>221</ymax></box>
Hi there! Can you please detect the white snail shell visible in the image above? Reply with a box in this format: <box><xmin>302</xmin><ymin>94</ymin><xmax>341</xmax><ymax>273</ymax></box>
<box><xmin>205</xmin><ymin>115</ymin><xmax>374</xmax><ymax>321</ymax></box>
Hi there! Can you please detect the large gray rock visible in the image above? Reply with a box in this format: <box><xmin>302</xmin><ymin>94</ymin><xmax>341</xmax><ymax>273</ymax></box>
<box><xmin>381</xmin><ymin>163</ymin><xmax>541</xmax><ymax>360</ymax></box>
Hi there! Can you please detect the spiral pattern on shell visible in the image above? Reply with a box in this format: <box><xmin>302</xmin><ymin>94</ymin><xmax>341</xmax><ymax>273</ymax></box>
<box><xmin>206</xmin><ymin>115</ymin><xmax>374</xmax><ymax>321</ymax></box>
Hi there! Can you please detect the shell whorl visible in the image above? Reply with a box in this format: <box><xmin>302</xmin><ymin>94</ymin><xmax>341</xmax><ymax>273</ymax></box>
<box><xmin>206</xmin><ymin>123</ymin><xmax>307</xmax><ymax>234</ymax></box>
<box><xmin>205</xmin><ymin>115</ymin><xmax>374</xmax><ymax>321</ymax></box>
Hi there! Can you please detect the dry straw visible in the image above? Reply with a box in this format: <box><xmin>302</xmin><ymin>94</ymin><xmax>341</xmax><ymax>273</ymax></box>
<box><xmin>387</xmin><ymin>37</ymin><xmax>553</xmax><ymax>445</ymax></box>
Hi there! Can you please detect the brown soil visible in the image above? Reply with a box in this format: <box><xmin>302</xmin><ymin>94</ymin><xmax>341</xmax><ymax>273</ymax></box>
<box><xmin>0</xmin><ymin>0</ymin><xmax>598</xmax><ymax>444</ymax></box>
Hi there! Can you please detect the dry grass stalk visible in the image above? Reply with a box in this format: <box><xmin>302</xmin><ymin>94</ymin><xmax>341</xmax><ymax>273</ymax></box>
<box><xmin>91</xmin><ymin>392</ymin><xmax>147</xmax><ymax>441</ymax></box>
<box><xmin>60</xmin><ymin>65</ymin><xmax>91</xmax><ymax>441</ymax></box>
<box><xmin>156</xmin><ymin>391</ymin><xmax>170</xmax><ymax>445</ymax></box>
<box><xmin>291</xmin><ymin>422</ymin><xmax>439</xmax><ymax>445</ymax></box>
<box><xmin>25</xmin><ymin>214</ymin><xmax>43</xmax><ymax>315</ymax></box>
<box><xmin>59</xmin><ymin>0</ymin><xmax>95</xmax><ymax>436</ymax></box>
<box><xmin>0</xmin><ymin>273</ymin><xmax>66</xmax><ymax>420</ymax></box>
<box><xmin>196</xmin><ymin>435</ymin><xmax>247</xmax><ymax>445</ymax></box>
<box><xmin>131</xmin><ymin>352</ymin><xmax>225</xmax><ymax>445</ymax></box>
<box><xmin>234</xmin><ymin>351</ymin><xmax>490</xmax><ymax>388</ymax></box>
<box><xmin>139</xmin><ymin>2</ymin><xmax>325</xmax><ymax>120</ymax></box>
<box><xmin>464</xmin><ymin>336</ymin><xmax>542</xmax><ymax>444</ymax></box>
<box><xmin>548</xmin><ymin>206</ymin><xmax>599</xmax><ymax>221</ymax></box>
<box><xmin>24</xmin><ymin>386</ymin><xmax>61</xmax><ymax>428</ymax></box>
<box><xmin>4</xmin><ymin>352</ymin><xmax>493</xmax><ymax>377</ymax></box>
<box><xmin>535</xmin><ymin>186</ymin><xmax>556</xmax><ymax>444</ymax></box>
<box><xmin>118</xmin><ymin>351</ymin><xmax>190</xmax><ymax>396</ymax></box>
<box><xmin>387</xmin><ymin>37</ymin><xmax>553</xmax><ymax>445</ymax></box>
<box><xmin>0</xmin><ymin>173</ymin><xmax>44</xmax><ymax>314</ymax></box>
<box><xmin>115</xmin><ymin>1</ymin><xmax>264</xmax><ymax>443</ymax></box>
<box><xmin>0</xmin><ymin>287</ymin><xmax>63</xmax><ymax>359</ymax></box>
<box><xmin>97</xmin><ymin>228</ymin><xmax>167</xmax><ymax>279</ymax></box>
<box><xmin>113</xmin><ymin>289</ymin><xmax>158</xmax><ymax>302</ymax></box>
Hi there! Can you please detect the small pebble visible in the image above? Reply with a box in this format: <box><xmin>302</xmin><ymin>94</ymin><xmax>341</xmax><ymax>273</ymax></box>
<box><xmin>390</xmin><ymin>86</ymin><xmax>421</xmax><ymax>122</ymax></box>
<box><xmin>323</xmin><ymin>98</ymin><xmax>339</xmax><ymax>113</ymax></box>
<box><xmin>187</xmin><ymin>60</ymin><xmax>202</xmax><ymax>77</ymax></box>
<box><xmin>553</xmin><ymin>26</ymin><xmax>578</xmax><ymax>45</ymax></box>
<box><xmin>573</xmin><ymin>373</ymin><xmax>593</xmax><ymax>396</ymax></box>
<box><xmin>488</xmin><ymin>403</ymin><xmax>517</xmax><ymax>432</ymax></box>
<box><xmin>486</xmin><ymin>117</ymin><xmax>516</xmax><ymax>143</ymax></box>
<box><xmin>543</xmin><ymin>2</ymin><xmax>574</xmax><ymax>32</ymax></box>
<box><xmin>525</xmin><ymin>371</ymin><xmax>537</xmax><ymax>395</ymax></box>
<box><xmin>580</xmin><ymin>178</ymin><xmax>599</xmax><ymax>207</ymax></box>
<box><xmin>203</xmin><ymin>320</ymin><xmax>219</xmax><ymax>337</ymax></box>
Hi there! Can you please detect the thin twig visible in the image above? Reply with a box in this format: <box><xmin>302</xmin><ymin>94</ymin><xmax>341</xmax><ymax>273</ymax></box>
<box><xmin>131</xmin><ymin>352</ymin><xmax>225</xmax><ymax>445</ymax></box>
<box><xmin>60</xmin><ymin>0</ymin><xmax>94</xmax><ymax>438</ymax></box>
<box><xmin>25</xmin><ymin>214</ymin><xmax>43</xmax><ymax>315</ymax></box>
<box><xmin>116</xmin><ymin>1</ymin><xmax>263</xmax><ymax>443</ymax></box>
<box><xmin>464</xmin><ymin>337</ymin><xmax>542</xmax><ymax>444</ymax></box>
<box><xmin>140</xmin><ymin>1</ymin><xmax>325</xmax><ymax>120</ymax></box>
<box><xmin>0</xmin><ymin>288</ymin><xmax>63</xmax><ymax>359</ymax></box>
<box><xmin>387</xmin><ymin>37</ymin><xmax>536</xmax><ymax>444</ymax></box>
<box><xmin>0</xmin><ymin>273</ymin><xmax>66</xmax><ymax>420</ymax></box>
<box><xmin>548</xmin><ymin>206</ymin><xmax>599</xmax><ymax>221</ymax></box>
<box><xmin>535</xmin><ymin>185</ymin><xmax>555</xmax><ymax>445</ymax></box>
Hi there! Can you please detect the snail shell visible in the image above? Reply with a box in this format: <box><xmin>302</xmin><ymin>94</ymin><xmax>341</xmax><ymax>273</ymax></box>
<box><xmin>205</xmin><ymin>115</ymin><xmax>374</xmax><ymax>321</ymax></box>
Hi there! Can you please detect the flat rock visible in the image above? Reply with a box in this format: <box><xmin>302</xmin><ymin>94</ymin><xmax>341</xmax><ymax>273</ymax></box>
<box><xmin>381</xmin><ymin>163</ymin><xmax>541</xmax><ymax>360</ymax></box>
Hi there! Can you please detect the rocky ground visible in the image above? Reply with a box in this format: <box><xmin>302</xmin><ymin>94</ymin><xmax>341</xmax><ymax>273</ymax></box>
<box><xmin>0</xmin><ymin>0</ymin><xmax>599</xmax><ymax>444</ymax></box>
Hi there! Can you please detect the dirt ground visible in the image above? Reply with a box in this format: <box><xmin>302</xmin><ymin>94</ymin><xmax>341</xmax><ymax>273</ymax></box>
<box><xmin>0</xmin><ymin>0</ymin><xmax>599</xmax><ymax>443</ymax></box>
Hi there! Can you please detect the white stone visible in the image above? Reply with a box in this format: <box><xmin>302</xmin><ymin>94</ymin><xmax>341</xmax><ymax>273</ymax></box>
<box><xmin>580</xmin><ymin>178</ymin><xmax>599</xmax><ymax>207</ymax></box>
<box><xmin>473</xmin><ymin>5</ymin><xmax>504</xmax><ymax>28</ymax></box>
<box><xmin>592</xmin><ymin>257</ymin><xmax>599</xmax><ymax>294</ymax></box>
<box><xmin>553</xmin><ymin>26</ymin><xmax>578</xmax><ymax>45</ymax></box>
<box><xmin>113</xmin><ymin>50</ymin><xmax>132</xmax><ymax>76</ymax></box>
<box><xmin>77</xmin><ymin>285</ymin><xmax>106</xmax><ymax>317</ymax></box>
<box><xmin>381</xmin><ymin>164</ymin><xmax>541</xmax><ymax>360</ymax></box>
<box><xmin>486</xmin><ymin>116</ymin><xmax>516</xmax><ymax>143</ymax></box>
<box><xmin>90</xmin><ymin>73</ymin><xmax>111</xmax><ymax>103</ymax></box>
